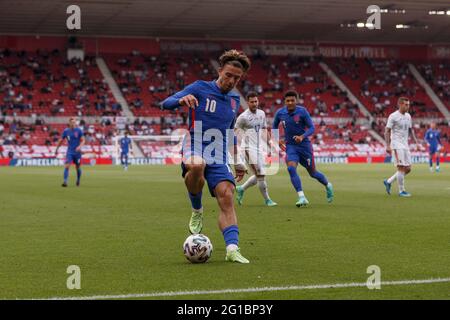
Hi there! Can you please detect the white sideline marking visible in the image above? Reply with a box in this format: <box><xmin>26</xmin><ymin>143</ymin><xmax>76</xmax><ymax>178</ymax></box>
<box><xmin>28</xmin><ymin>277</ymin><xmax>450</xmax><ymax>300</ymax></box>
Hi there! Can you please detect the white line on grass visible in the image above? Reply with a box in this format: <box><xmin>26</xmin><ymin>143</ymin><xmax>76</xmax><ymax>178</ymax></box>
<box><xmin>27</xmin><ymin>277</ymin><xmax>450</xmax><ymax>300</ymax></box>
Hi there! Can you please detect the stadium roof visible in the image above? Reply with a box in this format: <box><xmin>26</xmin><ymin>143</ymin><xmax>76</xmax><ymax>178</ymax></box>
<box><xmin>0</xmin><ymin>0</ymin><xmax>449</xmax><ymax>44</ymax></box>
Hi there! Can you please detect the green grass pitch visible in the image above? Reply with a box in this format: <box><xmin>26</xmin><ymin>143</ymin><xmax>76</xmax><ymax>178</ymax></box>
<box><xmin>0</xmin><ymin>164</ymin><xmax>449</xmax><ymax>300</ymax></box>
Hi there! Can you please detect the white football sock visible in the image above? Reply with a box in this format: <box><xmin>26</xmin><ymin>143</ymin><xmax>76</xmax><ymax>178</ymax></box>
<box><xmin>297</xmin><ymin>191</ymin><xmax>305</xmax><ymax>197</ymax></box>
<box><xmin>397</xmin><ymin>171</ymin><xmax>405</xmax><ymax>192</ymax></box>
<box><xmin>193</xmin><ymin>207</ymin><xmax>203</xmax><ymax>214</ymax></box>
<box><xmin>226</xmin><ymin>244</ymin><xmax>238</xmax><ymax>252</ymax></box>
<box><xmin>257</xmin><ymin>177</ymin><xmax>270</xmax><ymax>201</ymax></box>
<box><xmin>387</xmin><ymin>172</ymin><xmax>397</xmax><ymax>184</ymax></box>
<box><xmin>242</xmin><ymin>175</ymin><xmax>257</xmax><ymax>191</ymax></box>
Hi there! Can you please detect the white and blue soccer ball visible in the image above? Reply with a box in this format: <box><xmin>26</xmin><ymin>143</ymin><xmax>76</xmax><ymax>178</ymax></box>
<box><xmin>183</xmin><ymin>234</ymin><xmax>213</xmax><ymax>263</ymax></box>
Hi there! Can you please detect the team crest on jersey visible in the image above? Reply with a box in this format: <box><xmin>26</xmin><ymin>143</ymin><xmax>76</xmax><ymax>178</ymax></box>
<box><xmin>293</xmin><ymin>115</ymin><xmax>300</xmax><ymax>123</ymax></box>
<box><xmin>74</xmin><ymin>132</ymin><xmax>79</xmax><ymax>138</ymax></box>
<box><xmin>231</xmin><ymin>99</ymin><xmax>237</xmax><ymax>111</ymax></box>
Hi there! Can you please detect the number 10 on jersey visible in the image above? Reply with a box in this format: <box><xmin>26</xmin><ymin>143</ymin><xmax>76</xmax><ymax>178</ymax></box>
<box><xmin>205</xmin><ymin>98</ymin><xmax>216</xmax><ymax>113</ymax></box>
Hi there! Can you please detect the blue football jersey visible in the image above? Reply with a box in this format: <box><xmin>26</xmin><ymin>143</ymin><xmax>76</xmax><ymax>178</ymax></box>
<box><xmin>161</xmin><ymin>80</ymin><xmax>240</xmax><ymax>164</ymax></box>
<box><xmin>62</xmin><ymin>127</ymin><xmax>84</xmax><ymax>154</ymax></box>
<box><xmin>272</xmin><ymin>106</ymin><xmax>315</xmax><ymax>146</ymax></box>
<box><xmin>120</xmin><ymin>137</ymin><xmax>132</xmax><ymax>154</ymax></box>
<box><xmin>424</xmin><ymin>129</ymin><xmax>441</xmax><ymax>147</ymax></box>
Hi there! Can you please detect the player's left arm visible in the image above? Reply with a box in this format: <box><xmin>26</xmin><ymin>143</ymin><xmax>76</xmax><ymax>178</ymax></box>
<box><xmin>409</xmin><ymin>127</ymin><xmax>419</xmax><ymax>146</ymax></box>
<box><xmin>262</xmin><ymin>116</ymin><xmax>275</xmax><ymax>155</ymax></box>
<box><xmin>436</xmin><ymin>131</ymin><xmax>442</xmax><ymax>149</ymax></box>
<box><xmin>76</xmin><ymin>130</ymin><xmax>85</xmax><ymax>153</ymax></box>
<box><xmin>76</xmin><ymin>136</ymin><xmax>85</xmax><ymax>153</ymax></box>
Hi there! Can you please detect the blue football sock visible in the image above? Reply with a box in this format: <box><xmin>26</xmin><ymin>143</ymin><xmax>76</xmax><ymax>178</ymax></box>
<box><xmin>76</xmin><ymin>167</ymin><xmax>82</xmax><ymax>182</ymax></box>
<box><xmin>436</xmin><ymin>157</ymin><xmax>440</xmax><ymax>166</ymax></box>
<box><xmin>188</xmin><ymin>191</ymin><xmax>203</xmax><ymax>210</ymax></box>
<box><xmin>429</xmin><ymin>158</ymin><xmax>433</xmax><ymax>167</ymax></box>
<box><xmin>222</xmin><ymin>225</ymin><xmax>239</xmax><ymax>246</ymax></box>
<box><xmin>287</xmin><ymin>166</ymin><xmax>302</xmax><ymax>192</ymax></box>
<box><xmin>63</xmin><ymin>168</ymin><xmax>69</xmax><ymax>183</ymax></box>
<box><xmin>309</xmin><ymin>170</ymin><xmax>329</xmax><ymax>186</ymax></box>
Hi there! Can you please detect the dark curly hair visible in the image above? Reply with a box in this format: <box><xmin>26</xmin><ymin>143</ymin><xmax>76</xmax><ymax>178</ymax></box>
<box><xmin>218</xmin><ymin>49</ymin><xmax>251</xmax><ymax>73</ymax></box>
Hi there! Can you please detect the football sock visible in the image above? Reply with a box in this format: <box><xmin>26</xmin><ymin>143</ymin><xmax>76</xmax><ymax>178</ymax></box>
<box><xmin>63</xmin><ymin>168</ymin><xmax>69</xmax><ymax>183</ymax></box>
<box><xmin>288</xmin><ymin>166</ymin><xmax>302</xmax><ymax>192</ymax></box>
<box><xmin>387</xmin><ymin>172</ymin><xmax>397</xmax><ymax>184</ymax></box>
<box><xmin>436</xmin><ymin>156</ymin><xmax>440</xmax><ymax>167</ymax></box>
<box><xmin>257</xmin><ymin>177</ymin><xmax>270</xmax><ymax>201</ymax></box>
<box><xmin>309</xmin><ymin>170</ymin><xmax>328</xmax><ymax>186</ymax></box>
<box><xmin>397</xmin><ymin>171</ymin><xmax>405</xmax><ymax>192</ymax></box>
<box><xmin>76</xmin><ymin>168</ymin><xmax>82</xmax><ymax>182</ymax></box>
<box><xmin>429</xmin><ymin>158</ymin><xmax>433</xmax><ymax>168</ymax></box>
<box><xmin>242</xmin><ymin>175</ymin><xmax>257</xmax><ymax>191</ymax></box>
<box><xmin>223</xmin><ymin>225</ymin><xmax>239</xmax><ymax>251</ymax></box>
<box><xmin>188</xmin><ymin>191</ymin><xmax>203</xmax><ymax>210</ymax></box>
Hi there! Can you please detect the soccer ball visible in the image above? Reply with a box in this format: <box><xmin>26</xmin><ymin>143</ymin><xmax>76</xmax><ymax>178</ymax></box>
<box><xmin>183</xmin><ymin>234</ymin><xmax>213</xmax><ymax>263</ymax></box>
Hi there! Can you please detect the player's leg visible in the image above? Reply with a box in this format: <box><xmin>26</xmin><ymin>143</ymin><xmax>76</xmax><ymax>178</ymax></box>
<box><xmin>236</xmin><ymin>150</ymin><xmax>257</xmax><ymax>205</ymax></box>
<box><xmin>435</xmin><ymin>147</ymin><xmax>441</xmax><ymax>172</ymax></box>
<box><xmin>183</xmin><ymin>155</ymin><xmax>206</xmax><ymax>234</ymax></box>
<box><xmin>124</xmin><ymin>153</ymin><xmax>129</xmax><ymax>170</ymax></box>
<box><xmin>436</xmin><ymin>151</ymin><xmax>441</xmax><ymax>172</ymax></box>
<box><xmin>286</xmin><ymin>158</ymin><xmax>308</xmax><ymax>207</ymax></box>
<box><xmin>62</xmin><ymin>155</ymin><xmax>72</xmax><ymax>187</ymax></box>
<box><xmin>397</xmin><ymin>166</ymin><xmax>409</xmax><ymax>196</ymax></box>
<box><xmin>384</xmin><ymin>149</ymin><xmax>401</xmax><ymax>195</ymax></box>
<box><xmin>397</xmin><ymin>150</ymin><xmax>412</xmax><ymax>197</ymax></box>
<box><xmin>256</xmin><ymin>174</ymin><xmax>276</xmax><ymax>206</ymax></box>
<box><xmin>75</xmin><ymin>155</ymin><xmax>82</xmax><ymax>186</ymax></box>
<box><xmin>253</xmin><ymin>150</ymin><xmax>276</xmax><ymax>206</ymax></box>
<box><xmin>120</xmin><ymin>153</ymin><xmax>125</xmax><ymax>167</ymax></box>
<box><xmin>214</xmin><ymin>181</ymin><xmax>249</xmax><ymax>264</ymax></box>
<box><xmin>429</xmin><ymin>151</ymin><xmax>434</xmax><ymax>172</ymax></box>
<box><xmin>299</xmin><ymin>147</ymin><xmax>333</xmax><ymax>203</ymax></box>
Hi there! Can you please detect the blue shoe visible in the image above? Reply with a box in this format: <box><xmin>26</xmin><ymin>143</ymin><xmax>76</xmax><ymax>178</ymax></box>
<box><xmin>236</xmin><ymin>186</ymin><xmax>244</xmax><ymax>205</ymax></box>
<box><xmin>265</xmin><ymin>199</ymin><xmax>277</xmax><ymax>207</ymax></box>
<box><xmin>399</xmin><ymin>191</ymin><xmax>411</xmax><ymax>197</ymax></box>
<box><xmin>383</xmin><ymin>179</ymin><xmax>391</xmax><ymax>195</ymax></box>
<box><xmin>326</xmin><ymin>183</ymin><xmax>334</xmax><ymax>203</ymax></box>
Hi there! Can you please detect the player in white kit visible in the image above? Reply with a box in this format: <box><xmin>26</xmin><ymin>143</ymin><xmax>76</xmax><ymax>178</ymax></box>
<box><xmin>235</xmin><ymin>92</ymin><xmax>277</xmax><ymax>206</ymax></box>
<box><xmin>383</xmin><ymin>97</ymin><xmax>419</xmax><ymax>197</ymax></box>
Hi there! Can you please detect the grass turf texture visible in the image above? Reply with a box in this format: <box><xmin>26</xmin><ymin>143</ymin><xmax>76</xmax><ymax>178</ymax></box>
<box><xmin>0</xmin><ymin>164</ymin><xmax>449</xmax><ymax>300</ymax></box>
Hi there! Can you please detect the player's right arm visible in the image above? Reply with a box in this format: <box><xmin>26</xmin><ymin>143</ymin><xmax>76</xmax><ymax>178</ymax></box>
<box><xmin>54</xmin><ymin>130</ymin><xmax>67</xmax><ymax>156</ymax></box>
<box><xmin>385</xmin><ymin>114</ymin><xmax>393</xmax><ymax>154</ymax></box>
<box><xmin>160</xmin><ymin>81</ymin><xmax>200</xmax><ymax>110</ymax></box>
<box><xmin>424</xmin><ymin>129</ymin><xmax>430</xmax><ymax>146</ymax></box>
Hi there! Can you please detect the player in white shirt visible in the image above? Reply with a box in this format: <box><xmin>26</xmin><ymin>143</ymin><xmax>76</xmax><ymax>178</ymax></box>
<box><xmin>383</xmin><ymin>97</ymin><xmax>419</xmax><ymax>197</ymax></box>
<box><xmin>234</xmin><ymin>92</ymin><xmax>277</xmax><ymax>206</ymax></box>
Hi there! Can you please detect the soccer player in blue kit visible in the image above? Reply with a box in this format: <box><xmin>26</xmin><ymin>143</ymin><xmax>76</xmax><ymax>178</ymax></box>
<box><xmin>424</xmin><ymin>122</ymin><xmax>442</xmax><ymax>172</ymax></box>
<box><xmin>161</xmin><ymin>50</ymin><xmax>250</xmax><ymax>263</ymax></box>
<box><xmin>120</xmin><ymin>132</ymin><xmax>132</xmax><ymax>171</ymax></box>
<box><xmin>273</xmin><ymin>91</ymin><xmax>333</xmax><ymax>207</ymax></box>
<box><xmin>55</xmin><ymin>117</ymin><xmax>85</xmax><ymax>187</ymax></box>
